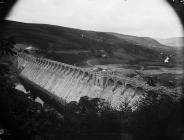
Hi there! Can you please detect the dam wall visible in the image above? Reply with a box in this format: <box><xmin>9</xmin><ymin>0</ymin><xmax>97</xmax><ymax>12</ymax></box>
<box><xmin>17</xmin><ymin>53</ymin><xmax>178</xmax><ymax>110</ymax></box>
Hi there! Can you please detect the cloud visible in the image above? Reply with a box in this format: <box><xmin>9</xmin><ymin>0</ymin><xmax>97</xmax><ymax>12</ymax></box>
<box><xmin>7</xmin><ymin>0</ymin><xmax>183</xmax><ymax>38</ymax></box>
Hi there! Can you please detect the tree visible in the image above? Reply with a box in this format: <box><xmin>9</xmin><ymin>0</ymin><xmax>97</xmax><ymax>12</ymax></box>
<box><xmin>0</xmin><ymin>37</ymin><xmax>16</xmax><ymax>56</ymax></box>
<box><xmin>0</xmin><ymin>0</ymin><xmax>18</xmax><ymax>56</ymax></box>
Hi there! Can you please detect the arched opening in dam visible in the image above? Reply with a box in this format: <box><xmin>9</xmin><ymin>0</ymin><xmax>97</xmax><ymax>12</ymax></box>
<box><xmin>107</xmin><ymin>78</ymin><xmax>115</xmax><ymax>87</ymax></box>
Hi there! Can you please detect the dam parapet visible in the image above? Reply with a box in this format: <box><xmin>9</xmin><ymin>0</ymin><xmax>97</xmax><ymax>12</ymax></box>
<box><xmin>17</xmin><ymin>53</ymin><xmax>180</xmax><ymax>110</ymax></box>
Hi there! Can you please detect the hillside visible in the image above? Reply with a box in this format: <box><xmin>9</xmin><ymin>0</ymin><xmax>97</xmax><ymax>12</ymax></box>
<box><xmin>156</xmin><ymin>37</ymin><xmax>184</xmax><ymax>48</ymax></box>
<box><xmin>108</xmin><ymin>32</ymin><xmax>170</xmax><ymax>50</ymax></box>
<box><xmin>0</xmin><ymin>20</ymin><xmax>179</xmax><ymax>66</ymax></box>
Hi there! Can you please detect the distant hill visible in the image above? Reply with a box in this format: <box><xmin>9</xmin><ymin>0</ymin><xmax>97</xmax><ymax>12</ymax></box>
<box><xmin>156</xmin><ymin>37</ymin><xmax>184</xmax><ymax>48</ymax></box>
<box><xmin>0</xmin><ymin>20</ymin><xmax>180</xmax><ymax>66</ymax></box>
<box><xmin>108</xmin><ymin>32</ymin><xmax>170</xmax><ymax>50</ymax></box>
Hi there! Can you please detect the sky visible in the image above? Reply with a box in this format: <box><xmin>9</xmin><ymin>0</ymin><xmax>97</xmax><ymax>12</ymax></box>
<box><xmin>6</xmin><ymin>0</ymin><xmax>184</xmax><ymax>38</ymax></box>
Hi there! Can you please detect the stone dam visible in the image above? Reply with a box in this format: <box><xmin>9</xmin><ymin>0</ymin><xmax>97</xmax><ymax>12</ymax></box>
<box><xmin>17</xmin><ymin>53</ymin><xmax>179</xmax><ymax>110</ymax></box>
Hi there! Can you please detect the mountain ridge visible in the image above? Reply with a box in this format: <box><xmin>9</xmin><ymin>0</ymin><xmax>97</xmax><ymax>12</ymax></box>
<box><xmin>156</xmin><ymin>37</ymin><xmax>184</xmax><ymax>47</ymax></box>
<box><xmin>0</xmin><ymin>20</ymin><xmax>180</xmax><ymax>66</ymax></box>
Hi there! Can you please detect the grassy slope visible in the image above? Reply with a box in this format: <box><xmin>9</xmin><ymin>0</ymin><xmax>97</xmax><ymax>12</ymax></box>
<box><xmin>108</xmin><ymin>32</ymin><xmax>173</xmax><ymax>51</ymax></box>
<box><xmin>0</xmin><ymin>20</ymin><xmax>179</xmax><ymax>66</ymax></box>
